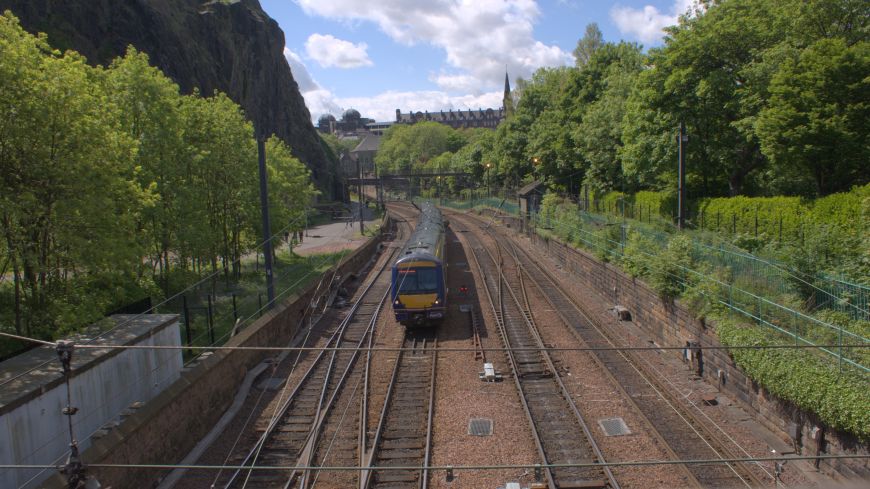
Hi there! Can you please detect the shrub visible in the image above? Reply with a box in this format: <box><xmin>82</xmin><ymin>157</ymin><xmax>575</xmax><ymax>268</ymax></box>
<box><xmin>718</xmin><ymin>320</ymin><xmax>870</xmax><ymax>440</ymax></box>
<box><xmin>648</xmin><ymin>234</ymin><xmax>694</xmax><ymax>299</ymax></box>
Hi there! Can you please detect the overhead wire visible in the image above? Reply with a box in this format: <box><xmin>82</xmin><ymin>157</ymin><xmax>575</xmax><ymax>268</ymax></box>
<box><xmin>0</xmin><ymin>213</ymin><xmax>361</xmax><ymax>489</ymax></box>
<box><xmin>1</xmin><ymin>207</ymin><xmax>863</xmax><ymax>484</ymax></box>
<box><xmin>0</xmin><ymin>453</ymin><xmax>866</xmax><ymax>471</ymax></box>
<box><xmin>0</xmin><ymin>212</ymin><xmax>310</xmax><ymax>389</ymax></box>
<box><xmin>2</xmin><ymin>332</ymin><xmax>868</xmax><ymax>354</ymax></box>
<box><xmin>228</xmin><ymin>209</ymin><xmax>399</xmax><ymax>488</ymax></box>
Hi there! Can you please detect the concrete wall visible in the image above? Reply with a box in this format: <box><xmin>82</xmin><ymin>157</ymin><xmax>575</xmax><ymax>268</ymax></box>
<box><xmin>43</xmin><ymin>216</ymin><xmax>390</xmax><ymax>488</ymax></box>
<box><xmin>520</xmin><ymin>227</ymin><xmax>868</xmax><ymax>481</ymax></box>
<box><xmin>0</xmin><ymin>316</ymin><xmax>181</xmax><ymax>489</ymax></box>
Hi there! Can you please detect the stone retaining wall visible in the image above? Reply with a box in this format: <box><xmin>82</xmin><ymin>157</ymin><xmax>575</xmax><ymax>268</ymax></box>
<box><xmin>45</xmin><ymin>216</ymin><xmax>391</xmax><ymax>488</ymax></box>
<box><xmin>506</xmin><ymin>217</ymin><xmax>867</xmax><ymax>481</ymax></box>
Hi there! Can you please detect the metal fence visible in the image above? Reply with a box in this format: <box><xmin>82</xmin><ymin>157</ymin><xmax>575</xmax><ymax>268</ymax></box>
<box><xmin>580</xmin><ymin>198</ymin><xmax>870</xmax><ymax>321</ymax></box>
<box><xmin>439</xmin><ymin>197</ymin><xmax>869</xmax><ymax>374</ymax></box>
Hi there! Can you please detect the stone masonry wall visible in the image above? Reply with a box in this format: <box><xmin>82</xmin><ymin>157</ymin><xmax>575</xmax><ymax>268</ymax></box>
<box><xmin>45</xmin><ymin>216</ymin><xmax>390</xmax><ymax>488</ymax></box>
<box><xmin>515</xmin><ymin>223</ymin><xmax>868</xmax><ymax>481</ymax></box>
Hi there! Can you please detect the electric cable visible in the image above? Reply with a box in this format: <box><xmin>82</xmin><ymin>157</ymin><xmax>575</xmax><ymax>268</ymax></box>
<box><xmin>0</xmin><ymin>453</ymin><xmax>865</xmax><ymax>471</ymax></box>
<box><xmin>0</xmin><ymin>213</ymin><xmax>309</xmax><ymax>389</ymax></box>
<box><xmin>2</xmin><ymin>332</ymin><xmax>868</xmax><ymax>354</ymax></box>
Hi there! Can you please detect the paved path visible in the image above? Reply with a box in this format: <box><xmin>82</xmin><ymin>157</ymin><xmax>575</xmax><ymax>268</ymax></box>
<box><xmin>292</xmin><ymin>202</ymin><xmax>380</xmax><ymax>256</ymax></box>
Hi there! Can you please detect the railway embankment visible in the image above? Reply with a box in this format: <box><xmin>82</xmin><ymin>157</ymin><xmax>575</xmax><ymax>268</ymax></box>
<box><xmin>43</xmin><ymin>215</ymin><xmax>392</xmax><ymax>489</ymax></box>
<box><xmin>484</xmin><ymin>209</ymin><xmax>868</xmax><ymax>482</ymax></box>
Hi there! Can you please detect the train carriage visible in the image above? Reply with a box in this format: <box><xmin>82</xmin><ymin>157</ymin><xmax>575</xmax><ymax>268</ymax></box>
<box><xmin>392</xmin><ymin>202</ymin><xmax>447</xmax><ymax>326</ymax></box>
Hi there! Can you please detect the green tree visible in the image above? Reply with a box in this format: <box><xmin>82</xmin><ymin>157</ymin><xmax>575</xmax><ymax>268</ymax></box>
<box><xmin>575</xmin><ymin>42</ymin><xmax>644</xmax><ymax>193</ymax></box>
<box><xmin>265</xmin><ymin>135</ymin><xmax>318</xmax><ymax>244</ymax></box>
<box><xmin>620</xmin><ymin>0</ymin><xmax>786</xmax><ymax>196</ymax></box>
<box><xmin>375</xmin><ymin>122</ymin><xmax>465</xmax><ymax>173</ymax></box>
<box><xmin>573</xmin><ymin>23</ymin><xmax>604</xmax><ymax>67</ymax></box>
<box><xmin>319</xmin><ymin>132</ymin><xmax>357</xmax><ymax>159</ymax></box>
<box><xmin>0</xmin><ymin>13</ymin><xmax>146</xmax><ymax>336</ymax></box>
<box><xmin>105</xmin><ymin>47</ymin><xmax>187</xmax><ymax>288</ymax></box>
<box><xmin>756</xmin><ymin>38</ymin><xmax>869</xmax><ymax>196</ymax></box>
<box><xmin>180</xmin><ymin>91</ymin><xmax>258</xmax><ymax>279</ymax></box>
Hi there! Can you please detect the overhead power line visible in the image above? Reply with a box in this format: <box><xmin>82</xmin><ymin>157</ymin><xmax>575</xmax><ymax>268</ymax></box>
<box><xmin>0</xmin><ymin>454</ymin><xmax>865</xmax><ymax>472</ymax></box>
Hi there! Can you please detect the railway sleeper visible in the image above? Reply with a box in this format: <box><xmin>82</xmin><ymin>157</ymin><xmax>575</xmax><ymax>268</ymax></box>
<box><xmin>382</xmin><ymin>439</ymin><xmax>424</xmax><ymax>450</ymax></box>
<box><xmin>379</xmin><ymin>448</ymin><xmax>423</xmax><ymax>459</ymax></box>
<box><xmin>382</xmin><ymin>429</ymin><xmax>424</xmax><ymax>438</ymax></box>
<box><xmin>375</xmin><ymin>470</ymin><xmax>420</xmax><ymax>482</ymax></box>
<box><xmin>554</xmin><ymin>478</ymin><xmax>608</xmax><ymax>488</ymax></box>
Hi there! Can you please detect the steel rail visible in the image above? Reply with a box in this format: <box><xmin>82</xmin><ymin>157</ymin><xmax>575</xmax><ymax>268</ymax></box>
<box><xmin>495</xmin><ymin>216</ymin><xmax>766</xmax><ymax>488</ymax></box>
<box><xmin>497</xmin><ymin>236</ymin><xmax>702</xmax><ymax>488</ymax></box>
<box><xmin>223</xmin><ymin>220</ymin><xmax>403</xmax><ymax>489</ymax></box>
<box><xmin>466</xmin><ymin>232</ymin><xmax>557</xmax><ymax>488</ymax></box>
<box><xmin>361</xmin><ymin>334</ymin><xmax>438</xmax><ymax>489</ymax></box>
<box><xmin>464</xmin><ymin>227</ymin><xmax>614</xmax><ymax>489</ymax></box>
<box><xmin>288</xmin><ymin>284</ymin><xmax>391</xmax><ymax>488</ymax></box>
<box><xmin>500</xmin><ymin>236</ymin><xmax>619</xmax><ymax>489</ymax></box>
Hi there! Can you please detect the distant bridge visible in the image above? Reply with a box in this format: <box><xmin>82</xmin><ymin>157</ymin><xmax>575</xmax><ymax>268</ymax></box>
<box><xmin>347</xmin><ymin>171</ymin><xmax>472</xmax><ymax>186</ymax></box>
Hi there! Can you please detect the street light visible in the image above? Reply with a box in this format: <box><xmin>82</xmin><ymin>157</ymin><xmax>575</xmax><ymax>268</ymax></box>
<box><xmin>485</xmin><ymin>162</ymin><xmax>493</xmax><ymax>199</ymax></box>
<box><xmin>531</xmin><ymin>156</ymin><xmax>541</xmax><ymax>183</ymax></box>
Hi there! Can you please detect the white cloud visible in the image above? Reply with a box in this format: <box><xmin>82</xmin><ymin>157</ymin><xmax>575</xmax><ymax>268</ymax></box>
<box><xmin>284</xmin><ymin>48</ymin><xmax>342</xmax><ymax>118</ymax></box>
<box><xmin>305</xmin><ymin>33</ymin><xmax>373</xmax><ymax>69</ymax></box>
<box><xmin>611</xmin><ymin>0</ymin><xmax>698</xmax><ymax>45</ymax></box>
<box><xmin>284</xmin><ymin>47</ymin><xmax>503</xmax><ymax>123</ymax></box>
<box><xmin>296</xmin><ymin>0</ymin><xmax>571</xmax><ymax>93</ymax></box>
<box><xmin>430</xmin><ymin>73</ymin><xmax>481</xmax><ymax>93</ymax></box>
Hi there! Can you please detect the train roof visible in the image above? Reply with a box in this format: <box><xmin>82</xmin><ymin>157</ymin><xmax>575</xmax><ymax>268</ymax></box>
<box><xmin>397</xmin><ymin>201</ymin><xmax>443</xmax><ymax>262</ymax></box>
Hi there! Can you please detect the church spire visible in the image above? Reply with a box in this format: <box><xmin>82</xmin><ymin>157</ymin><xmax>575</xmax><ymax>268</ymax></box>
<box><xmin>503</xmin><ymin>71</ymin><xmax>513</xmax><ymax>117</ymax></box>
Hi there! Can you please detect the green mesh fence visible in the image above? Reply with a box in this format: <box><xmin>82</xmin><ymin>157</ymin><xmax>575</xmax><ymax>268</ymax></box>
<box><xmin>583</xmin><ymin>198</ymin><xmax>870</xmax><ymax>321</ymax></box>
<box><xmin>438</xmin><ymin>197</ymin><xmax>869</xmax><ymax>374</ymax></box>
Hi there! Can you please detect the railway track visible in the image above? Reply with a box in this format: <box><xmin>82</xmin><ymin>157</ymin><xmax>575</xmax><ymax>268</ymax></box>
<box><xmin>362</xmin><ymin>331</ymin><xmax>437</xmax><ymax>489</ymax></box>
<box><xmin>220</xmin><ymin>217</ymin><xmax>409</xmax><ymax>489</ymax></box>
<box><xmin>464</xmin><ymin>228</ymin><xmax>618</xmax><ymax>489</ymax></box>
<box><xmin>465</xmin><ymin>210</ymin><xmax>767</xmax><ymax>488</ymax></box>
<box><xmin>502</xmin><ymin>235</ymin><xmax>765</xmax><ymax>488</ymax></box>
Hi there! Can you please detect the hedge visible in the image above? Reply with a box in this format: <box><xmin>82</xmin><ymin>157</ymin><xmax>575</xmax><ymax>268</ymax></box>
<box><xmin>717</xmin><ymin>320</ymin><xmax>870</xmax><ymax>440</ymax></box>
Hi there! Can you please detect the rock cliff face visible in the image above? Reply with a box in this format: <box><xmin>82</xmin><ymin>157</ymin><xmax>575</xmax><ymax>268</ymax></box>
<box><xmin>0</xmin><ymin>0</ymin><xmax>339</xmax><ymax>197</ymax></box>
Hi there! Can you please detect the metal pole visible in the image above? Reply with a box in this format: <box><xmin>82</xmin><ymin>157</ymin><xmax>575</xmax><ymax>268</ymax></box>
<box><xmin>207</xmin><ymin>294</ymin><xmax>215</xmax><ymax>345</ymax></box>
<box><xmin>678</xmin><ymin>121</ymin><xmax>687</xmax><ymax>230</ymax></box>
<box><xmin>357</xmin><ymin>158</ymin><xmax>365</xmax><ymax>234</ymax></box>
<box><xmin>183</xmin><ymin>295</ymin><xmax>192</xmax><ymax>356</ymax></box>
<box><xmin>257</xmin><ymin>137</ymin><xmax>275</xmax><ymax>309</ymax></box>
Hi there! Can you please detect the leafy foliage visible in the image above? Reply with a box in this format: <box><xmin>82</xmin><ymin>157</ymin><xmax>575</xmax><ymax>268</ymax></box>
<box><xmin>0</xmin><ymin>14</ymin><xmax>316</xmax><ymax>341</ymax></box>
<box><xmin>718</xmin><ymin>321</ymin><xmax>870</xmax><ymax>439</ymax></box>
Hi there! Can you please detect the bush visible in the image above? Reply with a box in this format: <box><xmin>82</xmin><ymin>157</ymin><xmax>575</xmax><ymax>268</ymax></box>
<box><xmin>718</xmin><ymin>320</ymin><xmax>870</xmax><ymax>440</ymax></box>
<box><xmin>648</xmin><ymin>234</ymin><xmax>694</xmax><ymax>300</ymax></box>
<box><xmin>635</xmin><ymin>190</ymin><xmax>674</xmax><ymax>221</ymax></box>
<box><xmin>622</xmin><ymin>228</ymin><xmax>657</xmax><ymax>278</ymax></box>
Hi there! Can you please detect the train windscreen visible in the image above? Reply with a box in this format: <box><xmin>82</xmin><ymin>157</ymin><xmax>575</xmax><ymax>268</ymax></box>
<box><xmin>396</xmin><ymin>268</ymin><xmax>438</xmax><ymax>294</ymax></box>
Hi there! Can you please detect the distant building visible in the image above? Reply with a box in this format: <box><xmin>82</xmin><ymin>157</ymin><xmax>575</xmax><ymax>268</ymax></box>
<box><xmin>394</xmin><ymin>107</ymin><xmax>505</xmax><ymax>129</ymax></box>
<box><xmin>350</xmin><ymin>133</ymin><xmax>380</xmax><ymax>175</ymax></box>
<box><xmin>365</xmin><ymin>121</ymin><xmax>394</xmax><ymax>135</ymax></box>
<box><xmin>318</xmin><ymin>108</ymin><xmax>377</xmax><ymax>135</ymax></box>
<box><xmin>395</xmin><ymin>73</ymin><xmax>513</xmax><ymax>130</ymax></box>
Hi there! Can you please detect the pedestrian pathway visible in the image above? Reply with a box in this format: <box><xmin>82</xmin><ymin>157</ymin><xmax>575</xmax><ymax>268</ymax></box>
<box><xmin>292</xmin><ymin>202</ymin><xmax>380</xmax><ymax>256</ymax></box>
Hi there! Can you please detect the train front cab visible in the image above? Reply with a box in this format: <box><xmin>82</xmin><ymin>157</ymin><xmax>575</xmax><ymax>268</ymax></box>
<box><xmin>392</xmin><ymin>256</ymin><xmax>445</xmax><ymax>326</ymax></box>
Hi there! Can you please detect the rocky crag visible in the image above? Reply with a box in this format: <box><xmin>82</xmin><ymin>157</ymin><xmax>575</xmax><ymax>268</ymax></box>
<box><xmin>0</xmin><ymin>0</ymin><xmax>340</xmax><ymax>198</ymax></box>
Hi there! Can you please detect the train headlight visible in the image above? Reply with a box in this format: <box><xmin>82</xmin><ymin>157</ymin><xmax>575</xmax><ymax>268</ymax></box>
<box><xmin>434</xmin><ymin>299</ymin><xmax>440</xmax><ymax>305</ymax></box>
<box><xmin>394</xmin><ymin>299</ymin><xmax>401</xmax><ymax>306</ymax></box>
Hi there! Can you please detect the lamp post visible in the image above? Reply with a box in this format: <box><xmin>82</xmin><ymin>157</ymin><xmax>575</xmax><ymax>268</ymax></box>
<box><xmin>677</xmin><ymin>122</ymin><xmax>688</xmax><ymax>229</ymax></box>
<box><xmin>485</xmin><ymin>162</ymin><xmax>493</xmax><ymax>199</ymax></box>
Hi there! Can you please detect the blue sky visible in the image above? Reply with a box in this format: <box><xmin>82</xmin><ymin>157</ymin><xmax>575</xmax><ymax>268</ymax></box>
<box><xmin>260</xmin><ymin>0</ymin><xmax>695</xmax><ymax>122</ymax></box>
